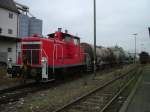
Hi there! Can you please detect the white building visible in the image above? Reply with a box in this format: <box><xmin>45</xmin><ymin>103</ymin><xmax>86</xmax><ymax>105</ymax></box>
<box><xmin>0</xmin><ymin>0</ymin><xmax>20</xmax><ymax>65</ymax></box>
<box><xmin>0</xmin><ymin>0</ymin><xmax>43</xmax><ymax>65</ymax></box>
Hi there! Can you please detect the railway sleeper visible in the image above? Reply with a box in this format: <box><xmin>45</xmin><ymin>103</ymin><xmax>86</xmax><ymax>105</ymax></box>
<box><xmin>85</xmin><ymin>98</ymin><xmax>104</xmax><ymax>104</ymax></box>
<box><xmin>81</xmin><ymin>101</ymin><xmax>101</xmax><ymax>107</ymax></box>
<box><xmin>70</xmin><ymin>104</ymin><xmax>101</xmax><ymax>112</ymax></box>
<box><xmin>88</xmin><ymin>95</ymin><xmax>104</xmax><ymax>100</ymax></box>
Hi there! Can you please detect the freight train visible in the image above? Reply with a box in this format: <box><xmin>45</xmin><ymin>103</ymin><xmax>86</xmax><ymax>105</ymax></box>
<box><xmin>139</xmin><ymin>51</ymin><xmax>149</xmax><ymax>64</ymax></box>
<box><xmin>7</xmin><ymin>28</ymin><xmax>132</xmax><ymax>82</ymax></box>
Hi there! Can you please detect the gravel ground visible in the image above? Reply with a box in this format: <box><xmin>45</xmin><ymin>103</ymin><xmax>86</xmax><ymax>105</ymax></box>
<box><xmin>0</xmin><ymin>67</ymin><xmax>23</xmax><ymax>90</ymax></box>
<box><xmin>0</xmin><ymin>65</ymin><xmax>136</xmax><ymax>112</ymax></box>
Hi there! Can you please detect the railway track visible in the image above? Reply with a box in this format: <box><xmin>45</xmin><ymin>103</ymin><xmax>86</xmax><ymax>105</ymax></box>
<box><xmin>0</xmin><ymin>65</ymin><xmax>137</xmax><ymax>108</ymax></box>
<box><xmin>0</xmin><ymin>65</ymin><xmax>124</xmax><ymax>105</ymax></box>
<box><xmin>103</xmin><ymin>67</ymin><xmax>143</xmax><ymax>112</ymax></box>
<box><xmin>0</xmin><ymin>79</ymin><xmax>55</xmax><ymax>104</ymax></box>
<box><xmin>0</xmin><ymin>81</ymin><xmax>36</xmax><ymax>94</ymax></box>
<box><xmin>0</xmin><ymin>69</ymin><xmax>99</xmax><ymax>105</ymax></box>
<box><xmin>52</xmin><ymin>66</ymin><xmax>141</xmax><ymax>112</ymax></box>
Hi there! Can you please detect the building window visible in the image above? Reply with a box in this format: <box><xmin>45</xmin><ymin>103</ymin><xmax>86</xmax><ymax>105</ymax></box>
<box><xmin>8</xmin><ymin>48</ymin><xmax>12</xmax><ymax>52</ymax></box>
<box><xmin>8</xmin><ymin>29</ymin><xmax>13</xmax><ymax>34</ymax></box>
<box><xmin>0</xmin><ymin>28</ymin><xmax>2</xmax><ymax>34</ymax></box>
<box><xmin>9</xmin><ymin>12</ymin><xmax>13</xmax><ymax>19</ymax></box>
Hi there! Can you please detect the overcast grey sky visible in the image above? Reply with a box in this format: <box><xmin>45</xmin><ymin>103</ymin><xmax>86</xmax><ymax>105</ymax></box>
<box><xmin>15</xmin><ymin>0</ymin><xmax>150</xmax><ymax>53</ymax></box>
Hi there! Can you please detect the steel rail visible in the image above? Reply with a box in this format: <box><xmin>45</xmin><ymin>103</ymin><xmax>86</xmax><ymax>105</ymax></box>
<box><xmin>0</xmin><ymin>68</ymin><xmax>96</xmax><ymax>104</ymax></box>
<box><xmin>0</xmin><ymin>82</ymin><xmax>36</xmax><ymax>94</ymax></box>
<box><xmin>100</xmin><ymin>68</ymin><xmax>143</xmax><ymax>112</ymax></box>
<box><xmin>0</xmin><ymin>80</ymin><xmax>55</xmax><ymax>104</ymax></box>
<box><xmin>53</xmin><ymin>66</ymin><xmax>137</xmax><ymax>112</ymax></box>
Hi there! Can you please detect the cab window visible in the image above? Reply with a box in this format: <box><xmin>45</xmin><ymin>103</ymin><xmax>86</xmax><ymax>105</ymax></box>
<box><xmin>65</xmin><ymin>36</ymin><xmax>71</xmax><ymax>42</ymax></box>
<box><xmin>74</xmin><ymin>38</ymin><xmax>79</xmax><ymax>45</ymax></box>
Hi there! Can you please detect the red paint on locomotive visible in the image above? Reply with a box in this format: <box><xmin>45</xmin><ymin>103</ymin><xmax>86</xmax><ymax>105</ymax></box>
<box><xmin>18</xmin><ymin>30</ymin><xmax>85</xmax><ymax>69</ymax></box>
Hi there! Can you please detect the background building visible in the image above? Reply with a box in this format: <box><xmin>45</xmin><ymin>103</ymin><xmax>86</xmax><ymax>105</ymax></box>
<box><xmin>0</xmin><ymin>0</ymin><xmax>19</xmax><ymax>38</ymax></box>
<box><xmin>29</xmin><ymin>17</ymin><xmax>42</xmax><ymax>36</ymax></box>
<box><xmin>18</xmin><ymin>15</ymin><xmax>42</xmax><ymax>37</ymax></box>
<box><xmin>0</xmin><ymin>0</ymin><xmax>43</xmax><ymax>65</ymax></box>
<box><xmin>18</xmin><ymin>14</ymin><xmax>29</xmax><ymax>37</ymax></box>
<box><xmin>16</xmin><ymin>2</ymin><xmax>43</xmax><ymax>38</ymax></box>
<box><xmin>0</xmin><ymin>0</ymin><xmax>20</xmax><ymax>65</ymax></box>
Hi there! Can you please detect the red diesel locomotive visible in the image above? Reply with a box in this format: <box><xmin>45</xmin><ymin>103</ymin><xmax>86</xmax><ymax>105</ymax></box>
<box><xmin>7</xmin><ymin>28</ymin><xmax>88</xmax><ymax>81</ymax></box>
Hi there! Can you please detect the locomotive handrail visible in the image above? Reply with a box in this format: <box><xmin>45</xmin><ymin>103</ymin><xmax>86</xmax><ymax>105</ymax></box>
<box><xmin>42</xmin><ymin>49</ymin><xmax>49</xmax><ymax>62</ymax></box>
<box><xmin>17</xmin><ymin>49</ymin><xmax>49</xmax><ymax>78</ymax></box>
<box><xmin>17</xmin><ymin>49</ymin><xmax>49</xmax><ymax>65</ymax></box>
<box><xmin>53</xmin><ymin>44</ymin><xmax>64</xmax><ymax>73</ymax></box>
<box><xmin>42</xmin><ymin>49</ymin><xmax>49</xmax><ymax>78</ymax></box>
<box><xmin>81</xmin><ymin>53</ymin><xmax>91</xmax><ymax>65</ymax></box>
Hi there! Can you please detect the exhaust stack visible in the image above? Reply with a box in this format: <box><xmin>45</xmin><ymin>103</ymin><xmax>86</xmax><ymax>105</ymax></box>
<box><xmin>58</xmin><ymin>28</ymin><xmax>62</xmax><ymax>32</ymax></box>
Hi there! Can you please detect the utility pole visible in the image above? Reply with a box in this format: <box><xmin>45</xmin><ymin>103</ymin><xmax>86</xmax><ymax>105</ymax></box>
<box><xmin>140</xmin><ymin>43</ymin><xmax>144</xmax><ymax>52</ymax></box>
<box><xmin>93</xmin><ymin>0</ymin><xmax>96</xmax><ymax>78</ymax></box>
<box><xmin>133</xmin><ymin>33</ymin><xmax>138</xmax><ymax>64</ymax></box>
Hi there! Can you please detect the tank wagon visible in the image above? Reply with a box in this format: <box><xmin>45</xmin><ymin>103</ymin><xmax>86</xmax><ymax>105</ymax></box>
<box><xmin>80</xmin><ymin>43</ymin><xmax>115</xmax><ymax>68</ymax></box>
<box><xmin>80</xmin><ymin>44</ymin><xmax>130</xmax><ymax>68</ymax></box>
<box><xmin>109</xmin><ymin>46</ymin><xmax>127</xmax><ymax>65</ymax></box>
<box><xmin>7</xmin><ymin>28</ymin><xmax>130</xmax><ymax>82</ymax></box>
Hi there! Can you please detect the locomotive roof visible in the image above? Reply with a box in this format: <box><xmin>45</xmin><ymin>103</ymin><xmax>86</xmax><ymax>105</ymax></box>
<box><xmin>48</xmin><ymin>32</ymin><xmax>80</xmax><ymax>39</ymax></box>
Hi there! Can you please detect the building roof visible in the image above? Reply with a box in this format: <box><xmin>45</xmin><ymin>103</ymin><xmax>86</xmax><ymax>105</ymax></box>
<box><xmin>0</xmin><ymin>0</ymin><xmax>19</xmax><ymax>13</ymax></box>
<box><xmin>0</xmin><ymin>35</ymin><xmax>21</xmax><ymax>42</ymax></box>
